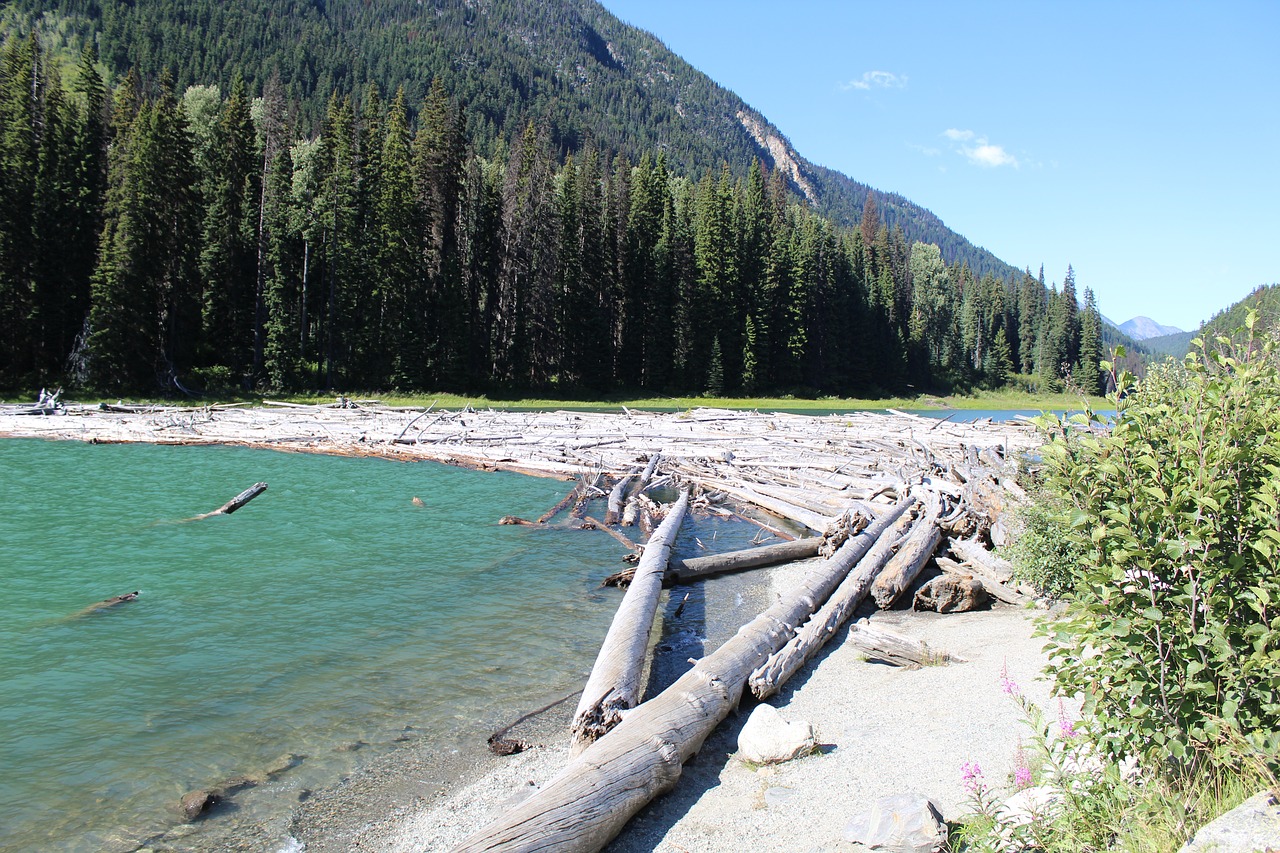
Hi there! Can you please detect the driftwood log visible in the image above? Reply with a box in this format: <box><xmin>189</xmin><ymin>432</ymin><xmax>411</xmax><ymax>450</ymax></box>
<box><xmin>749</xmin><ymin>499</ymin><xmax>918</xmax><ymax>699</ymax></box>
<box><xmin>570</xmin><ymin>490</ymin><xmax>690</xmax><ymax>754</ymax></box>
<box><xmin>602</xmin><ymin>537</ymin><xmax>821</xmax><ymax>588</ymax></box>
<box><xmin>604</xmin><ymin>469</ymin><xmax>638</xmax><ymax>525</ymax></box>
<box><xmin>621</xmin><ymin>454</ymin><xmax>661</xmax><ymax>526</ymax></box>
<box><xmin>846</xmin><ymin>620</ymin><xmax>965</xmax><ymax>668</ymax></box>
<box><xmin>947</xmin><ymin>536</ymin><xmax>1015</xmax><ymax>583</ymax></box>
<box><xmin>934</xmin><ymin>555</ymin><xmax>1029</xmax><ymax>606</ymax></box>
<box><xmin>453</xmin><ymin>503</ymin><xmax>904</xmax><ymax>853</ymax></box>
<box><xmin>184</xmin><ymin>482</ymin><xmax>268</xmax><ymax>521</ymax></box>
<box><xmin>870</xmin><ymin>500</ymin><xmax>943</xmax><ymax>609</ymax></box>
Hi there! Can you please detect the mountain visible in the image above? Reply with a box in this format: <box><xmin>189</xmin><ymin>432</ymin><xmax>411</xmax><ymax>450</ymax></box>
<box><xmin>1</xmin><ymin>0</ymin><xmax>1021</xmax><ymax>281</ymax></box>
<box><xmin>1133</xmin><ymin>285</ymin><xmax>1279</xmax><ymax>359</ymax></box>
<box><xmin>1119</xmin><ymin>316</ymin><xmax>1184</xmax><ymax>341</ymax></box>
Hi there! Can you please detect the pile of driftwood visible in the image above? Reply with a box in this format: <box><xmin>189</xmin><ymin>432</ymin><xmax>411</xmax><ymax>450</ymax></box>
<box><xmin>0</xmin><ymin>400</ymin><xmax>1041</xmax><ymax>851</ymax></box>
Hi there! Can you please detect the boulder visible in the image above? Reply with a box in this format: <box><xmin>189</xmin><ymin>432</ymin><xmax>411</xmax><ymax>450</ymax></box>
<box><xmin>178</xmin><ymin>788</ymin><xmax>221</xmax><ymax>822</ymax></box>
<box><xmin>995</xmin><ymin>784</ymin><xmax>1062</xmax><ymax>830</ymax></box>
<box><xmin>737</xmin><ymin>704</ymin><xmax>816</xmax><ymax>765</ymax></box>
<box><xmin>913</xmin><ymin>575</ymin><xmax>987</xmax><ymax>612</ymax></box>
<box><xmin>1180</xmin><ymin>790</ymin><xmax>1280</xmax><ymax>853</ymax></box>
<box><xmin>844</xmin><ymin>792</ymin><xmax>947</xmax><ymax>853</ymax></box>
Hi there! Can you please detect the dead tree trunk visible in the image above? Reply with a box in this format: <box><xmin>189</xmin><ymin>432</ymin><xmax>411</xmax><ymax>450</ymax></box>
<box><xmin>846</xmin><ymin>620</ymin><xmax>964</xmax><ymax>668</ymax></box>
<box><xmin>947</xmin><ymin>536</ymin><xmax>1016</xmax><ymax>583</ymax></box>
<box><xmin>621</xmin><ymin>454</ymin><xmax>661</xmax><ymax>526</ymax></box>
<box><xmin>870</xmin><ymin>500</ymin><xmax>942</xmax><ymax>609</ymax></box>
<box><xmin>749</xmin><ymin>500</ymin><xmax>918</xmax><ymax>698</ymax></box>
<box><xmin>570</xmin><ymin>490</ymin><xmax>690</xmax><ymax>755</ymax></box>
<box><xmin>604</xmin><ymin>469</ymin><xmax>638</xmax><ymax>525</ymax></box>
<box><xmin>453</xmin><ymin>501</ymin><xmax>906</xmax><ymax>853</ymax></box>
<box><xmin>601</xmin><ymin>537</ymin><xmax>822</xmax><ymax>588</ymax></box>
<box><xmin>183</xmin><ymin>483</ymin><xmax>268</xmax><ymax>521</ymax></box>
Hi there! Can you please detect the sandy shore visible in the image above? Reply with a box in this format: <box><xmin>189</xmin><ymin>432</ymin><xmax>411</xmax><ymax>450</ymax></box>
<box><xmin>1</xmin><ymin>403</ymin><xmax>1052</xmax><ymax>851</ymax></box>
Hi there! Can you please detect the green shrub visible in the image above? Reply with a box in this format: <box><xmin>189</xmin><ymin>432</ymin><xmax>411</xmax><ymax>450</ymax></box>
<box><xmin>1005</xmin><ymin>496</ymin><xmax>1086</xmax><ymax>599</ymax></box>
<box><xmin>1036</xmin><ymin>314</ymin><xmax>1280</xmax><ymax>773</ymax></box>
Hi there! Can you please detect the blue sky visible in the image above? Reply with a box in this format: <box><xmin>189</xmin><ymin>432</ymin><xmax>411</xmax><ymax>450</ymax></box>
<box><xmin>597</xmin><ymin>1</ymin><xmax>1278</xmax><ymax>332</ymax></box>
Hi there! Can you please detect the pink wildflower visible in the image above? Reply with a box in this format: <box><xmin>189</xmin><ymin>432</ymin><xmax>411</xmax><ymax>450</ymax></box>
<box><xmin>1058</xmin><ymin>699</ymin><xmax>1078</xmax><ymax>739</ymax></box>
<box><xmin>999</xmin><ymin>661</ymin><xmax>1020</xmax><ymax>696</ymax></box>
<box><xmin>961</xmin><ymin>760</ymin><xmax>986</xmax><ymax>794</ymax></box>
<box><xmin>1014</xmin><ymin>766</ymin><xmax>1033</xmax><ymax>788</ymax></box>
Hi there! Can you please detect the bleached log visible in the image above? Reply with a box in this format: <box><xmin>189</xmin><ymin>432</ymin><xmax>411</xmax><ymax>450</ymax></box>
<box><xmin>621</xmin><ymin>454</ymin><xmax>661</xmax><ymax>526</ymax></box>
<box><xmin>935</xmin><ymin>555</ymin><xmax>1029</xmax><ymax>606</ymax></box>
<box><xmin>570</xmin><ymin>490</ymin><xmax>690</xmax><ymax>754</ymax></box>
<box><xmin>698</xmin><ymin>477</ymin><xmax>832</xmax><ymax>532</ymax></box>
<box><xmin>602</xmin><ymin>536</ymin><xmax>822</xmax><ymax>588</ymax></box>
<box><xmin>183</xmin><ymin>482</ymin><xmax>268</xmax><ymax>521</ymax></box>
<box><xmin>948</xmin><ymin>536</ymin><xmax>1016</xmax><ymax>583</ymax></box>
<box><xmin>453</xmin><ymin>501</ymin><xmax>905</xmax><ymax>853</ymax></box>
<box><xmin>604</xmin><ymin>469</ymin><xmax>638</xmax><ymax>525</ymax></box>
<box><xmin>847</xmin><ymin>620</ymin><xmax>965</xmax><ymax>668</ymax></box>
<box><xmin>749</xmin><ymin>500</ymin><xmax>918</xmax><ymax>699</ymax></box>
<box><xmin>870</xmin><ymin>503</ymin><xmax>943</xmax><ymax>609</ymax></box>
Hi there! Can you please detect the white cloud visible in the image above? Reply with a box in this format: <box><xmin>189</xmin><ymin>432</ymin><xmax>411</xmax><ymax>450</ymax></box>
<box><xmin>941</xmin><ymin>129</ymin><xmax>1020</xmax><ymax>168</ymax></box>
<box><xmin>841</xmin><ymin>70</ymin><xmax>907</xmax><ymax>91</ymax></box>
<box><xmin>909</xmin><ymin>143</ymin><xmax>942</xmax><ymax>157</ymax></box>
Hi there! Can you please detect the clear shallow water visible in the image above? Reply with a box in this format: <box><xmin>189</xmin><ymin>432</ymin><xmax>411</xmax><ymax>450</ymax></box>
<box><xmin>0</xmin><ymin>440</ymin><xmax>757</xmax><ymax>852</ymax></box>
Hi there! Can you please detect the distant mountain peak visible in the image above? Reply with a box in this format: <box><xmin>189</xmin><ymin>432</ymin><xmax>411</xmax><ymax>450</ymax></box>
<box><xmin>1120</xmin><ymin>316</ymin><xmax>1184</xmax><ymax>341</ymax></box>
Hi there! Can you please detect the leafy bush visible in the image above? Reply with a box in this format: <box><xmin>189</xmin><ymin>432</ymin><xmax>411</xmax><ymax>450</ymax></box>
<box><xmin>1036</xmin><ymin>314</ymin><xmax>1280</xmax><ymax>772</ymax></box>
<box><xmin>1005</xmin><ymin>496</ymin><xmax>1086</xmax><ymax>599</ymax></box>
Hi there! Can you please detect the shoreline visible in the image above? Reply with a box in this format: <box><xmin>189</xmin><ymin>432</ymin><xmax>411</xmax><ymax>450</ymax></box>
<box><xmin>1</xmin><ymin>404</ymin><xmax>1049</xmax><ymax>851</ymax></box>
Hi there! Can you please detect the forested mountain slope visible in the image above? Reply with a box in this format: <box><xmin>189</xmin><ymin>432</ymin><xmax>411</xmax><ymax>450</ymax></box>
<box><xmin>2</xmin><ymin>0</ymin><xmax>1018</xmax><ymax>281</ymax></box>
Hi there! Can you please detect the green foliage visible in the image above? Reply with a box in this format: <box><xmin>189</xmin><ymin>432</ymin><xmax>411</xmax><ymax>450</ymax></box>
<box><xmin>1036</xmin><ymin>317</ymin><xmax>1280</xmax><ymax>772</ymax></box>
<box><xmin>1005</xmin><ymin>496</ymin><xmax>1085</xmax><ymax>599</ymax></box>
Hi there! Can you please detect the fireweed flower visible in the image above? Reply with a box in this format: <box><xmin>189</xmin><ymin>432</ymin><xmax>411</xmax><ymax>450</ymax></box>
<box><xmin>999</xmin><ymin>661</ymin><xmax>1020</xmax><ymax>696</ymax></box>
<box><xmin>961</xmin><ymin>760</ymin><xmax>986</xmax><ymax>794</ymax></box>
<box><xmin>1013</xmin><ymin>739</ymin><xmax>1033</xmax><ymax>789</ymax></box>
<box><xmin>1057</xmin><ymin>699</ymin><xmax>1078</xmax><ymax>739</ymax></box>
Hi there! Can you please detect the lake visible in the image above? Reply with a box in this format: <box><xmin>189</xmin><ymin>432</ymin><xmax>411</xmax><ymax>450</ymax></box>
<box><xmin>0</xmin><ymin>439</ymin><xmax>763</xmax><ymax>851</ymax></box>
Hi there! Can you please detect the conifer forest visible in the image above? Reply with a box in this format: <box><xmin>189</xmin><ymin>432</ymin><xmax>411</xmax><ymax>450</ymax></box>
<box><xmin>0</xmin><ymin>32</ymin><xmax>1105</xmax><ymax>397</ymax></box>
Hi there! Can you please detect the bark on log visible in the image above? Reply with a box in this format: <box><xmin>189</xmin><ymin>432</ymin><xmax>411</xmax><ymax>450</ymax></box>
<box><xmin>570</xmin><ymin>490</ymin><xmax>690</xmax><ymax>755</ymax></box>
<box><xmin>601</xmin><ymin>537</ymin><xmax>822</xmax><ymax>588</ymax></box>
<box><xmin>749</xmin><ymin>500</ymin><xmax>918</xmax><ymax>699</ymax></box>
<box><xmin>870</xmin><ymin>504</ymin><xmax>943</xmax><ymax>609</ymax></box>
<box><xmin>452</xmin><ymin>501</ymin><xmax>907</xmax><ymax>853</ymax></box>
<box><xmin>947</xmin><ymin>537</ymin><xmax>1016</xmax><ymax>583</ymax></box>
<box><xmin>846</xmin><ymin>620</ymin><xmax>965</xmax><ymax>667</ymax></box>
<box><xmin>935</xmin><ymin>554</ymin><xmax>1029</xmax><ymax>606</ymax></box>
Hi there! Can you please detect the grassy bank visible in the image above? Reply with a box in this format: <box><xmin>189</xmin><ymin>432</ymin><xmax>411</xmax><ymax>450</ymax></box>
<box><xmin>22</xmin><ymin>388</ymin><xmax>1109</xmax><ymax>413</ymax></box>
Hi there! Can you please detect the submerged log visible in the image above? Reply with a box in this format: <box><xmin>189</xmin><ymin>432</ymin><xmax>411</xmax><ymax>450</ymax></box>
<box><xmin>870</xmin><ymin>501</ymin><xmax>943</xmax><ymax>609</ymax></box>
<box><xmin>846</xmin><ymin>620</ymin><xmax>965</xmax><ymax>668</ymax></box>
<box><xmin>749</xmin><ymin>500</ymin><xmax>918</xmax><ymax>699</ymax></box>
<box><xmin>570</xmin><ymin>490</ymin><xmax>690</xmax><ymax>755</ymax></box>
<box><xmin>601</xmin><ymin>537</ymin><xmax>822</xmax><ymax>588</ymax></box>
<box><xmin>453</xmin><ymin>502</ymin><xmax>903</xmax><ymax>853</ymax></box>
<box><xmin>71</xmin><ymin>591</ymin><xmax>140</xmax><ymax>618</ymax></box>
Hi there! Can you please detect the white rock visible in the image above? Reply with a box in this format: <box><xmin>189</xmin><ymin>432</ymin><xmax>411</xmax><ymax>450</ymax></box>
<box><xmin>843</xmin><ymin>792</ymin><xmax>948</xmax><ymax>853</ymax></box>
<box><xmin>996</xmin><ymin>784</ymin><xmax>1062</xmax><ymax>829</ymax></box>
<box><xmin>737</xmin><ymin>703</ymin><xmax>816</xmax><ymax>765</ymax></box>
<box><xmin>1180</xmin><ymin>790</ymin><xmax>1280</xmax><ymax>853</ymax></box>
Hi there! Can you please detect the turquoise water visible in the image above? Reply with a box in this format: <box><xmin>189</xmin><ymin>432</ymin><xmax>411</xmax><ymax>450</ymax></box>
<box><xmin>1</xmin><ymin>439</ymin><xmax>742</xmax><ymax>852</ymax></box>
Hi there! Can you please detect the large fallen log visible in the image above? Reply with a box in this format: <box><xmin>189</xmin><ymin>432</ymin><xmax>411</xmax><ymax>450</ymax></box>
<box><xmin>698</xmin><ymin>477</ymin><xmax>832</xmax><ymax>532</ymax></box>
<box><xmin>601</xmin><ymin>537</ymin><xmax>822</xmax><ymax>588</ymax></box>
<box><xmin>570</xmin><ymin>490</ymin><xmax>690</xmax><ymax>755</ymax></box>
<box><xmin>749</xmin><ymin>500</ymin><xmax>918</xmax><ymax>699</ymax></box>
<box><xmin>870</xmin><ymin>500</ymin><xmax>942</xmax><ymax>609</ymax></box>
<box><xmin>453</xmin><ymin>501</ymin><xmax>905</xmax><ymax>853</ymax></box>
<box><xmin>934</xmin><ymin>555</ymin><xmax>1029</xmax><ymax>606</ymax></box>
<box><xmin>604</xmin><ymin>469</ymin><xmax>638</xmax><ymax>525</ymax></box>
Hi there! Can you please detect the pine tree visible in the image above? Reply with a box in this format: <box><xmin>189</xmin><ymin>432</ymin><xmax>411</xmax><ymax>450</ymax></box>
<box><xmin>1076</xmin><ymin>286</ymin><xmax>1102</xmax><ymax>394</ymax></box>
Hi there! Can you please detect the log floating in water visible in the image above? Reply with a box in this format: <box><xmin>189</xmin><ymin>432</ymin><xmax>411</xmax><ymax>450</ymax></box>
<box><xmin>604</xmin><ymin>469</ymin><xmax>638</xmax><ymax>525</ymax></box>
<box><xmin>621</xmin><ymin>454</ymin><xmax>661</xmax><ymax>526</ymax></box>
<box><xmin>570</xmin><ymin>490</ymin><xmax>690</xmax><ymax>755</ymax></box>
<box><xmin>71</xmin><ymin>590</ymin><xmax>140</xmax><ymax>618</ymax></box>
<box><xmin>601</xmin><ymin>536</ymin><xmax>822</xmax><ymax>588</ymax></box>
<box><xmin>185</xmin><ymin>482</ymin><xmax>268</xmax><ymax>521</ymax></box>
<box><xmin>453</xmin><ymin>503</ymin><xmax>904</xmax><ymax>853</ymax></box>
